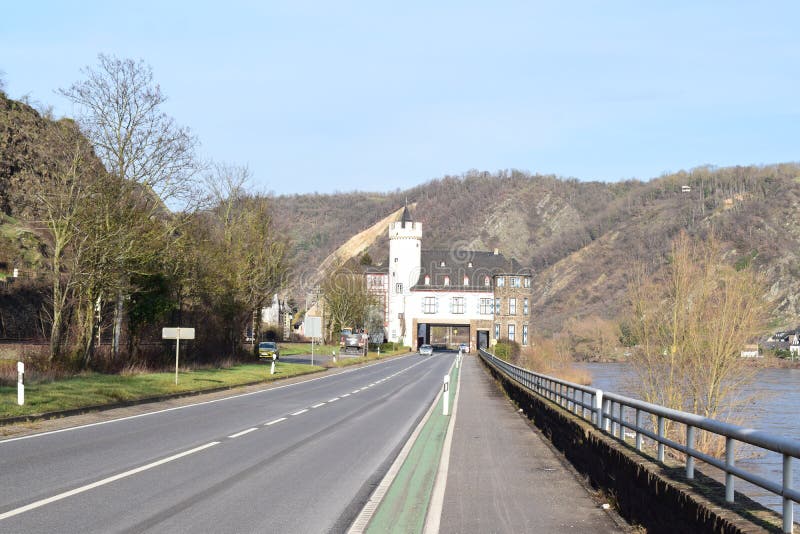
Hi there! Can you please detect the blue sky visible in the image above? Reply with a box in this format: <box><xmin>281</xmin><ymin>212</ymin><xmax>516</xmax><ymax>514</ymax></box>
<box><xmin>2</xmin><ymin>1</ymin><xmax>798</xmax><ymax>195</ymax></box>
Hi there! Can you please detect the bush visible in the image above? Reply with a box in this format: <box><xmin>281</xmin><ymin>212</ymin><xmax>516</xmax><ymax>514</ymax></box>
<box><xmin>493</xmin><ymin>339</ymin><xmax>521</xmax><ymax>362</ymax></box>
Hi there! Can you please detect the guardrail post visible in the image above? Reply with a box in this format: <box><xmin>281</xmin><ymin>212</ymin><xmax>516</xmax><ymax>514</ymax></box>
<box><xmin>725</xmin><ymin>437</ymin><xmax>735</xmax><ymax>502</ymax></box>
<box><xmin>783</xmin><ymin>454</ymin><xmax>793</xmax><ymax>534</ymax></box>
<box><xmin>686</xmin><ymin>425</ymin><xmax>696</xmax><ymax>480</ymax></box>
<box><xmin>443</xmin><ymin>374</ymin><xmax>450</xmax><ymax>416</ymax></box>
<box><xmin>657</xmin><ymin>416</ymin><xmax>665</xmax><ymax>462</ymax></box>
<box><xmin>635</xmin><ymin>409</ymin><xmax>642</xmax><ymax>451</ymax></box>
<box><xmin>603</xmin><ymin>398</ymin><xmax>611</xmax><ymax>432</ymax></box>
<box><xmin>618</xmin><ymin>405</ymin><xmax>625</xmax><ymax>440</ymax></box>
<box><xmin>594</xmin><ymin>390</ymin><xmax>604</xmax><ymax>429</ymax></box>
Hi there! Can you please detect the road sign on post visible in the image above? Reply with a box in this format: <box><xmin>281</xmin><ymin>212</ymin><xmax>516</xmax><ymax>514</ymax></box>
<box><xmin>162</xmin><ymin>327</ymin><xmax>196</xmax><ymax>385</ymax></box>
<box><xmin>305</xmin><ymin>316</ymin><xmax>323</xmax><ymax>366</ymax></box>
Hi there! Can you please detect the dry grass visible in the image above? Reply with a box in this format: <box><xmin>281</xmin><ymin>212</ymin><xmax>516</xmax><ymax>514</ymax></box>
<box><xmin>519</xmin><ymin>336</ymin><xmax>593</xmax><ymax>385</ymax></box>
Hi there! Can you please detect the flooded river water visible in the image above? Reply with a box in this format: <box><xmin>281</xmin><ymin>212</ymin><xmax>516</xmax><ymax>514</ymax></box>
<box><xmin>579</xmin><ymin>362</ymin><xmax>800</xmax><ymax>514</ymax></box>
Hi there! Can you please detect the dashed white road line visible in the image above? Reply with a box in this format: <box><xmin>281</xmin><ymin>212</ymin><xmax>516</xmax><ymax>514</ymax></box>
<box><xmin>311</xmin><ymin>403</ymin><xmax>326</xmax><ymax>409</ymax></box>
<box><xmin>265</xmin><ymin>417</ymin><xmax>287</xmax><ymax>426</ymax></box>
<box><xmin>291</xmin><ymin>409</ymin><xmax>308</xmax><ymax>416</ymax></box>
<box><xmin>227</xmin><ymin>428</ymin><xmax>258</xmax><ymax>439</ymax></box>
<box><xmin>328</xmin><ymin>398</ymin><xmax>339</xmax><ymax>403</ymax></box>
<box><xmin>341</xmin><ymin>393</ymin><xmax>351</xmax><ymax>398</ymax></box>
<box><xmin>0</xmin><ymin>442</ymin><xmax>220</xmax><ymax>521</ymax></box>
<box><xmin>352</xmin><ymin>389</ymin><xmax>361</xmax><ymax>394</ymax></box>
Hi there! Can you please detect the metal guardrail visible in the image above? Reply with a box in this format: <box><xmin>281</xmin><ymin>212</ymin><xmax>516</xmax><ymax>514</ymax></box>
<box><xmin>478</xmin><ymin>348</ymin><xmax>800</xmax><ymax>533</ymax></box>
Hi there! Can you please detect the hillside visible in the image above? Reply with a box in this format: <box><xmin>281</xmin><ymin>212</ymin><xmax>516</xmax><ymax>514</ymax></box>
<box><xmin>272</xmin><ymin>165</ymin><xmax>800</xmax><ymax>333</ymax></box>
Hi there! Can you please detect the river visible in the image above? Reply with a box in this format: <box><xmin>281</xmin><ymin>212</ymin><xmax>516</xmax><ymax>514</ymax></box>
<box><xmin>579</xmin><ymin>362</ymin><xmax>800</xmax><ymax>514</ymax></box>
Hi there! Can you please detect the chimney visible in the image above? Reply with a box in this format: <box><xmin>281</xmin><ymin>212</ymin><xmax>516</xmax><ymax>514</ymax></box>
<box><xmin>493</xmin><ymin>248</ymin><xmax>499</xmax><ymax>255</ymax></box>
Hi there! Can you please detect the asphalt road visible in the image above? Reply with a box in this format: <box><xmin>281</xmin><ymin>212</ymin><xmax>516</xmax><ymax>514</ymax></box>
<box><xmin>0</xmin><ymin>353</ymin><xmax>454</xmax><ymax>533</ymax></box>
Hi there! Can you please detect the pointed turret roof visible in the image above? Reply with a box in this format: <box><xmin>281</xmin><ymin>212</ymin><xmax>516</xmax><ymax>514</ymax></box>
<box><xmin>401</xmin><ymin>205</ymin><xmax>413</xmax><ymax>226</ymax></box>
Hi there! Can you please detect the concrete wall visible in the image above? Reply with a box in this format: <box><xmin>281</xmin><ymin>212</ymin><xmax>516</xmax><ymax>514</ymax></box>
<box><xmin>481</xmin><ymin>360</ymin><xmax>785</xmax><ymax>534</ymax></box>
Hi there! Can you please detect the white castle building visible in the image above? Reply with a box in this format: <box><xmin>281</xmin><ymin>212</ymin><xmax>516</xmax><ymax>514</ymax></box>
<box><xmin>372</xmin><ymin>207</ymin><xmax>533</xmax><ymax>351</ymax></box>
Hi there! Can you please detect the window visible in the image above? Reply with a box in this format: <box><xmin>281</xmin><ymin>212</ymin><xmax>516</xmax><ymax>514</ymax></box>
<box><xmin>494</xmin><ymin>298</ymin><xmax>501</xmax><ymax>314</ymax></box>
<box><xmin>510</xmin><ymin>276</ymin><xmax>520</xmax><ymax>287</ymax></box>
<box><xmin>494</xmin><ymin>323</ymin><xmax>500</xmax><ymax>340</ymax></box>
<box><xmin>451</xmin><ymin>297</ymin><xmax>465</xmax><ymax>314</ymax></box>
<box><xmin>484</xmin><ymin>276</ymin><xmax>490</xmax><ymax>286</ymax></box>
<box><xmin>508</xmin><ymin>324</ymin><xmax>515</xmax><ymax>342</ymax></box>
<box><xmin>394</xmin><ymin>257</ymin><xmax>398</xmax><ymax>263</ymax></box>
<box><xmin>479</xmin><ymin>298</ymin><xmax>493</xmax><ymax>314</ymax></box>
<box><xmin>509</xmin><ymin>298</ymin><xmax>517</xmax><ymax>315</ymax></box>
<box><xmin>522</xmin><ymin>324</ymin><xmax>528</xmax><ymax>345</ymax></box>
<box><xmin>523</xmin><ymin>277</ymin><xmax>531</xmax><ymax>288</ymax></box>
<box><xmin>424</xmin><ymin>275</ymin><xmax>430</xmax><ymax>285</ymax></box>
<box><xmin>443</xmin><ymin>276</ymin><xmax>450</xmax><ymax>286</ymax></box>
<box><xmin>422</xmin><ymin>296</ymin><xmax>437</xmax><ymax>314</ymax></box>
<box><xmin>496</xmin><ymin>276</ymin><xmax>505</xmax><ymax>287</ymax></box>
<box><xmin>523</xmin><ymin>298</ymin><xmax>529</xmax><ymax>315</ymax></box>
<box><xmin>463</xmin><ymin>275</ymin><xmax>469</xmax><ymax>285</ymax></box>
<box><xmin>440</xmin><ymin>261</ymin><xmax>446</xmax><ymax>267</ymax></box>
<box><xmin>395</xmin><ymin>283</ymin><xmax>403</xmax><ymax>294</ymax></box>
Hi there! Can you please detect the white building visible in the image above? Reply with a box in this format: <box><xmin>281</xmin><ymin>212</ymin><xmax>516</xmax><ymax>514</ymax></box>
<box><xmin>379</xmin><ymin>207</ymin><xmax>532</xmax><ymax>351</ymax></box>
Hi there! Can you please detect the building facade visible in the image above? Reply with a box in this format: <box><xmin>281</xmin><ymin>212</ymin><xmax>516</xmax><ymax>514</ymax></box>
<box><xmin>385</xmin><ymin>207</ymin><xmax>532</xmax><ymax>350</ymax></box>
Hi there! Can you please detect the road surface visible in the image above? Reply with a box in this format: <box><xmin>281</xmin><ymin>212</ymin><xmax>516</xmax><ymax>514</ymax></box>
<box><xmin>0</xmin><ymin>353</ymin><xmax>453</xmax><ymax>533</ymax></box>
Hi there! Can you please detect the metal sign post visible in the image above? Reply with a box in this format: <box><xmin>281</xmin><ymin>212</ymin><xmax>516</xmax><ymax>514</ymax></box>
<box><xmin>162</xmin><ymin>327</ymin><xmax>196</xmax><ymax>385</ymax></box>
<box><xmin>443</xmin><ymin>374</ymin><xmax>451</xmax><ymax>416</ymax></box>
<box><xmin>305</xmin><ymin>317</ymin><xmax>323</xmax><ymax>367</ymax></box>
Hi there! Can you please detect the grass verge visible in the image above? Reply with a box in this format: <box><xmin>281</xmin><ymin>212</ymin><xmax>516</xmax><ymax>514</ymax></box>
<box><xmin>0</xmin><ymin>362</ymin><xmax>322</xmax><ymax>420</ymax></box>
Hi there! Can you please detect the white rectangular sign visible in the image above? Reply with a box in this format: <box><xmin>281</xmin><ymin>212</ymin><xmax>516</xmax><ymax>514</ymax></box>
<box><xmin>162</xmin><ymin>327</ymin><xmax>196</xmax><ymax>340</ymax></box>
<box><xmin>305</xmin><ymin>316</ymin><xmax>323</xmax><ymax>339</ymax></box>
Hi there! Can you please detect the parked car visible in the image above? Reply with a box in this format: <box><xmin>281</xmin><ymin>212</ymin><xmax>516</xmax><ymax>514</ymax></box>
<box><xmin>459</xmin><ymin>342</ymin><xmax>469</xmax><ymax>353</ymax></box>
<box><xmin>419</xmin><ymin>344</ymin><xmax>433</xmax><ymax>356</ymax></box>
<box><xmin>258</xmin><ymin>341</ymin><xmax>280</xmax><ymax>360</ymax></box>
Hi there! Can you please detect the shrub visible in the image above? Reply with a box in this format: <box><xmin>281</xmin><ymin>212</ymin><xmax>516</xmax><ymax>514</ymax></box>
<box><xmin>493</xmin><ymin>339</ymin><xmax>520</xmax><ymax>362</ymax></box>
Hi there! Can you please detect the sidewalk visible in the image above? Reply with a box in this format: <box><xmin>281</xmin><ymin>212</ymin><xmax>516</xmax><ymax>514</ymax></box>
<box><xmin>436</xmin><ymin>354</ymin><xmax>622</xmax><ymax>533</ymax></box>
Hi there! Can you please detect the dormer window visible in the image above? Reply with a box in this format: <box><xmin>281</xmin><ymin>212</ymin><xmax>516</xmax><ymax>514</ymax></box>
<box><xmin>463</xmin><ymin>275</ymin><xmax>469</xmax><ymax>285</ymax></box>
<box><xmin>444</xmin><ymin>276</ymin><xmax>450</xmax><ymax>286</ymax></box>
<box><xmin>440</xmin><ymin>261</ymin><xmax>446</xmax><ymax>267</ymax></box>
<box><xmin>484</xmin><ymin>276</ymin><xmax>490</xmax><ymax>286</ymax></box>
<box><xmin>424</xmin><ymin>275</ymin><xmax>430</xmax><ymax>285</ymax></box>
<box><xmin>467</xmin><ymin>261</ymin><xmax>473</xmax><ymax>268</ymax></box>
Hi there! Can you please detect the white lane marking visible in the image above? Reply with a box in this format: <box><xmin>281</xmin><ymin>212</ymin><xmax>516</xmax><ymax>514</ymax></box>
<box><xmin>341</xmin><ymin>393</ymin><xmax>351</xmax><ymax>398</ymax></box>
<box><xmin>328</xmin><ymin>398</ymin><xmax>339</xmax><ymax>403</ymax></box>
<box><xmin>0</xmin><ymin>442</ymin><xmax>220</xmax><ymax>521</ymax></box>
<box><xmin>291</xmin><ymin>409</ymin><xmax>308</xmax><ymax>416</ymax></box>
<box><xmin>352</xmin><ymin>389</ymin><xmax>361</xmax><ymax>394</ymax></box>
<box><xmin>311</xmin><ymin>403</ymin><xmax>326</xmax><ymax>409</ymax></box>
<box><xmin>265</xmin><ymin>417</ymin><xmax>287</xmax><ymax>426</ymax></box>
<box><xmin>0</xmin><ymin>353</ymin><xmax>420</xmax><ymax>445</ymax></box>
<box><xmin>227</xmin><ymin>428</ymin><xmax>258</xmax><ymax>439</ymax></box>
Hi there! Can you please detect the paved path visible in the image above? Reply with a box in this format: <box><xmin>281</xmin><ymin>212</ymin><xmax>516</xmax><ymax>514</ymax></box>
<box><xmin>437</xmin><ymin>354</ymin><xmax>622</xmax><ymax>533</ymax></box>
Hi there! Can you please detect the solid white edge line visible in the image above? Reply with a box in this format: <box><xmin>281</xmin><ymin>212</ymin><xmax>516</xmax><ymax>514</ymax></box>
<box><xmin>227</xmin><ymin>428</ymin><xmax>258</xmax><ymax>439</ymax></box>
<box><xmin>328</xmin><ymin>398</ymin><xmax>339</xmax><ymax>403</ymax></box>
<box><xmin>423</xmin><ymin>357</ymin><xmax>462</xmax><ymax>534</ymax></box>
<box><xmin>0</xmin><ymin>441</ymin><xmax>220</xmax><ymax>521</ymax></box>
<box><xmin>265</xmin><ymin>417</ymin><xmax>287</xmax><ymax>426</ymax></box>
<box><xmin>311</xmin><ymin>403</ymin><xmax>326</xmax><ymax>409</ymax></box>
<box><xmin>291</xmin><ymin>409</ymin><xmax>309</xmax><ymax>416</ymax></box>
<box><xmin>341</xmin><ymin>393</ymin><xmax>350</xmax><ymax>398</ymax></box>
<box><xmin>0</xmin><ymin>353</ymin><xmax>420</xmax><ymax>445</ymax></box>
<box><xmin>352</xmin><ymin>390</ymin><xmax>361</xmax><ymax>394</ymax></box>
<box><xmin>347</xmin><ymin>358</ymin><xmax>451</xmax><ymax>534</ymax></box>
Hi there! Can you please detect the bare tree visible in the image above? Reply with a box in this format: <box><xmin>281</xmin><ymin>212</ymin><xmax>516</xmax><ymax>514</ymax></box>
<box><xmin>624</xmin><ymin>232</ymin><xmax>768</xmax><ymax>454</ymax></box>
<box><xmin>60</xmin><ymin>54</ymin><xmax>200</xmax><ymax>359</ymax></box>
<box><xmin>321</xmin><ymin>262</ymin><xmax>373</xmax><ymax>341</ymax></box>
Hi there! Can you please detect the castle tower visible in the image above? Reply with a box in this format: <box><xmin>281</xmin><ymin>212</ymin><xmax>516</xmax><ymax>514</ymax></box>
<box><xmin>387</xmin><ymin>206</ymin><xmax>422</xmax><ymax>344</ymax></box>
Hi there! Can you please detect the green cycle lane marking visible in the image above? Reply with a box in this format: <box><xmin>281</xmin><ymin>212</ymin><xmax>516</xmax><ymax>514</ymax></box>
<box><xmin>366</xmin><ymin>363</ymin><xmax>460</xmax><ymax>534</ymax></box>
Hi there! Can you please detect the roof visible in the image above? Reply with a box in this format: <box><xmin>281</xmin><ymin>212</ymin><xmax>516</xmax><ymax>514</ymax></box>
<box><xmin>400</xmin><ymin>205</ymin><xmax>413</xmax><ymax>226</ymax></box>
<box><xmin>412</xmin><ymin>249</ymin><xmax>530</xmax><ymax>290</ymax></box>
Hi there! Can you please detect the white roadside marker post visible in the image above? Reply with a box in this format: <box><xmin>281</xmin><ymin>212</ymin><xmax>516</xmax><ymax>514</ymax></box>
<box><xmin>271</xmin><ymin>354</ymin><xmax>276</xmax><ymax>375</ymax></box>
<box><xmin>443</xmin><ymin>374</ymin><xmax>451</xmax><ymax>416</ymax></box>
<box><xmin>332</xmin><ymin>350</ymin><xmax>336</xmax><ymax>363</ymax></box>
<box><xmin>17</xmin><ymin>361</ymin><xmax>24</xmax><ymax>405</ymax></box>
